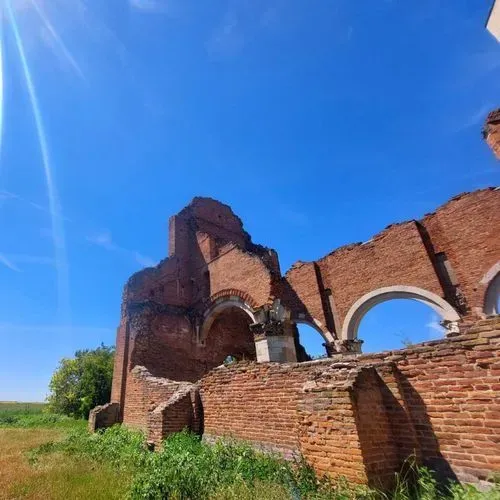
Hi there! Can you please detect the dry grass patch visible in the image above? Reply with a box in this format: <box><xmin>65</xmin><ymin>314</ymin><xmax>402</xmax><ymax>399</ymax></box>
<box><xmin>0</xmin><ymin>428</ymin><xmax>130</xmax><ymax>500</ymax></box>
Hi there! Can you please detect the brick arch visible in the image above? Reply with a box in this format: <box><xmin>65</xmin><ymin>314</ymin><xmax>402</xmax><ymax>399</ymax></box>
<box><xmin>341</xmin><ymin>285</ymin><xmax>461</xmax><ymax>340</ymax></box>
<box><xmin>200</xmin><ymin>292</ymin><xmax>257</xmax><ymax>343</ymax></box>
<box><xmin>482</xmin><ymin>262</ymin><xmax>500</xmax><ymax>315</ymax></box>
<box><xmin>209</xmin><ymin>289</ymin><xmax>259</xmax><ymax>309</ymax></box>
<box><xmin>291</xmin><ymin>319</ymin><xmax>335</xmax><ymax>343</ymax></box>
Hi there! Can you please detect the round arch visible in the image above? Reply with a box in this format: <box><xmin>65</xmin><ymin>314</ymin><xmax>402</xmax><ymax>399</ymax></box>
<box><xmin>199</xmin><ymin>297</ymin><xmax>256</xmax><ymax>343</ymax></box>
<box><xmin>291</xmin><ymin>319</ymin><xmax>335</xmax><ymax>344</ymax></box>
<box><xmin>482</xmin><ymin>262</ymin><xmax>500</xmax><ymax>316</ymax></box>
<box><xmin>341</xmin><ymin>285</ymin><xmax>460</xmax><ymax>340</ymax></box>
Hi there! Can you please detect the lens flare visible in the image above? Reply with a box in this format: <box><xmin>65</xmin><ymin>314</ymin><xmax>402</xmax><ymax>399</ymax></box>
<box><xmin>29</xmin><ymin>0</ymin><xmax>84</xmax><ymax>80</ymax></box>
<box><xmin>0</xmin><ymin>5</ymin><xmax>5</xmax><ymax>167</ymax></box>
<box><xmin>5</xmin><ymin>0</ymin><xmax>70</xmax><ymax>321</ymax></box>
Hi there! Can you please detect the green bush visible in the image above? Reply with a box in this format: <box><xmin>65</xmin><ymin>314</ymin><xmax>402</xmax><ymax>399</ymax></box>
<box><xmin>47</xmin><ymin>344</ymin><xmax>114</xmax><ymax>419</ymax></box>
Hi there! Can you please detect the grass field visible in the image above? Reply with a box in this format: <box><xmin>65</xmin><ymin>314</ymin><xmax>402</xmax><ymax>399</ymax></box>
<box><xmin>0</xmin><ymin>403</ymin><xmax>130</xmax><ymax>499</ymax></box>
<box><xmin>0</xmin><ymin>403</ymin><xmax>499</xmax><ymax>500</ymax></box>
<box><xmin>0</xmin><ymin>402</ymin><xmax>46</xmax><ymax>413</ymax></box>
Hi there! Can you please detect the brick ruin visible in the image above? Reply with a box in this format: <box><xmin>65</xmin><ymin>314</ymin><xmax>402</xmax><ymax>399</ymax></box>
<box><xmin>484</xmin><ymin>109</ymin><xmax>500</xmax><ymax>160</ymax></box>
<box><xmin>90</xmin><ymin>187</ymin><xmax>500</xmax><ymax>488</ymax></box>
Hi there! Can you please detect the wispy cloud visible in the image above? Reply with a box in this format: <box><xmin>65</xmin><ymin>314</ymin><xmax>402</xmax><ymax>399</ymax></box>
<box><xmin>0</xmin><ymin>189</ymin><xmax>71</xmax><ymax>221</ymax></box>
<box><xmin>206</xmin><ymin>9</ymin><xmax>244</xmax><ymax>59</ymax></box>
<box><xmin>0</xmin><ymin>252</ymin><xmax>55</xmax><ymax>272</ymax></box>
<box><xmin>278</xmin><ymin>206</ymin><xmax>309</xmax><ymax>227</ymax></box>
<box><xmin>206</xmin><ymin>0</ymin><xmax>285</xmax><ymax>60</ymax></box>
<box><xmin>426</xmin><ymin>313</ymin><xmax>445</xmax><ymax>340</ymax></box>
<box><xmin>0</xmin><ymin>254</ymin><xmax>21</xmax><ymax>272</ymax></box>
<box><xmin>455</xmin><ymin>103</ymin><xmax>494</xmax><ymax>133</ymax></box>
<box><xmin>88</xmin><ymin>230</ymin><xmax>157</xmax><ymax>268</ymax></box>
<box><xmin>129</xmin><ymin>0</ymin><xmax>175</xmax><ymax>15</ymax></box>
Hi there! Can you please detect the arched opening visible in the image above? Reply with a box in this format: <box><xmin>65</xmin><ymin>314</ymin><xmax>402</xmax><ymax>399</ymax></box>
<box><xmin>484</xmin><ymin>269</ymin><xmax>500</xmax><ymax>316</ymax></box>
<box><xmin>342</xmin><ymin>286</ymin><xmax>460</xmax><ymax>344</ymax></box>
<box><xmin>201</xmin><ymin>301</ymin><xmax>256</xmax><ymax>365</ymax></box>
<box><xmin>357</xmin><ymin>299</ymin><xmax>447</xmax><ymax>353</ymax></box>
<box><xmin>295</xmin><ymin>323</ymin><xmax>328</xmax><ymax>360</ymax></box>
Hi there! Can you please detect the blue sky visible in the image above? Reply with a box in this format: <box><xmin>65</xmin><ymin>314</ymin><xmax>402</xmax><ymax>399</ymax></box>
<box><xmin>0</xmin><ymin>0</ymin><xmax>498</xmax><ymax>401</ymax></box>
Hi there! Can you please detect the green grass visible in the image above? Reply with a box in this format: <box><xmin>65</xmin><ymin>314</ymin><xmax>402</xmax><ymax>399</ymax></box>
<box><xmin>1</xmin><ymin>404</ymin><xmax>499</xmax><ymax>500</ymax></box>
<box><xmin>0</xmin><ymin>401</ymin><xmax>85</xmax><ymax>429</ymax></box>
<box><xmin>0</xmin><ymin>402</ymin><xmax>46</xmax><ymax>412</ymax></box>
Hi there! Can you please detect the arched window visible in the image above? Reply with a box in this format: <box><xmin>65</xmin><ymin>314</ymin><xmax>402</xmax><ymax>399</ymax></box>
<box><xmin>296</xmin><ymin>323</ymin><xmax>328</xmax><ymax>360</ymax></box>
<box><xmin>357</xmin><ymin>299</ymin><xmax>446</xmax><ymax>353</ymax></box>
<box><xmin>484</xmin><ymin>270</ymin><xmax>500</xmax><ymax>316</ymax></box>
<box><xmin>342</xmin><ymin>286</ymin><xmax>460</xmax><ymax>349</ymax></box>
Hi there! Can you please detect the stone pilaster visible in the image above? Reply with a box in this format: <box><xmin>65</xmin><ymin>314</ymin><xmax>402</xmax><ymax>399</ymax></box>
<box><xmin>324</xmin><ymin>339</ymin><xmax>363</xmax><ymax>356</ymax></box>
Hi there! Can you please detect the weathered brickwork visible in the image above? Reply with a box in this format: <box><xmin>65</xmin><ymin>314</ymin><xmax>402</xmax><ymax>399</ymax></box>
<box><xmin>93</xmin><ymin>188</ymin><xmax>500</xmax><ymax>488</ymax></box>
<box><xmin>200</xmin><ymin>317</ymin><xmax>500</xmax><ymax>486</ymax></box>
<box><xmin>484</xmin><ymin>109</ymin><xmax>500</xmax><ymax>160</ymax></box>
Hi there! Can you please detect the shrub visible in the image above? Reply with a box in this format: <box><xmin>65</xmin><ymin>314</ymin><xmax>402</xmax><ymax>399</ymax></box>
<box><xmin>47</xmin><ymin>344</ymin><xmax>114</xmax><ymax>419</ymax></box>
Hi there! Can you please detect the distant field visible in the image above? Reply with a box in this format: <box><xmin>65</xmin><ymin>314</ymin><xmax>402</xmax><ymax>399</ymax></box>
<box><xmin>0</xmin><ymin>402</ymin><xmax>46</xmax><ymax>414</ymax></box>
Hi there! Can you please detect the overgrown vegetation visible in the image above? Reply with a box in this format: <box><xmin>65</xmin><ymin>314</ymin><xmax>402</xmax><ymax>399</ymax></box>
<box><xmin>28</xmin><ymin>425</ymin><xmax>500</xmax><ymax>500</ymax></box>
<box><xmin>47</xmin><ymin>344</ymin><xmax>114</xmax><ymax>419</ymax></box>
<box><xmin>1</xmin><ymin>403</ymin><xmax>499</xmax><ymax>499</ymax></box>
<box><xmin>0</xmin><ymin>401</ymin><xmax>85</xmax><ymax>429</ymax></box>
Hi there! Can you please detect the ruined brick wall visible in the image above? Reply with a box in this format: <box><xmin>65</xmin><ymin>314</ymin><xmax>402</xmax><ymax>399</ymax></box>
<box><xmin>127</xmin><ymin>305</ymin><xmax>255</xmax><ymax>384</ymax></box>
<box><xmin>315</xmin><ymin>221</ymin><xmax>444</xmax><ymax>328</ymax></box>
<box><xmin>284</xmin><ymin>188</ymin><xmax>499</xmax><ymax>336</ymax></box>
<box><xmin>421</xmin><ymin>189</ymin><xmax>500</xmax><ymax>317</ymax></box>
<box><xmin>484</xmin><ymin>109</ymin><xmax>500</xmax><ymax>160</ymax></box>
<box><xmin>112</xmin><ymin>189</ymin><xmax>500</xmax><ymax>462</ymax></box>
<box><xmin>200</xmin><ymin>317</ymin><xmax>500</xmax><ymax>486</ymax></box>
<box><xmin>123</xmin><ymin>366</ymin><xmax>195</xmax><ymax>431</ymax></box>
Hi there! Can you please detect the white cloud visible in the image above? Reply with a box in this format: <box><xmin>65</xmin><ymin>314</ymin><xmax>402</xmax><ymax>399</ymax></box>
<box><xmin>426</xmin><ymin>313</ymin><xmax>445</xmax><ymax>339</ymax></box>
<box><xmin>206</xmin><ymin>9</ymin><xmax>244</xmax><ymax>59</ymax></box>
<box><xmin>456</xmin><ymin>103</ymin><xmax>494</xmax><ymax>133</ymax></box>
<box><xmin>87</xmin><ymin>230</ymin><xmax>115</xmax><ymax>250</ymax></box>
<box><xmin>129</xmin><ymin>0</ymin><xmax>175</xmax><ymax>15</ymax></box>
<box><xmin>87</xmin><ymin>229</ymin><xmax>157</xmax><ymax>268</ymax></box>
<box><xmin>134</xmin><ymin>252</ymin><xmax>158</xmax><ymax>268</ymax></box>
<box><xmin>0</xmin><ymin>254</ymin><xmax>22</xmax><ymax>272</ymax></box>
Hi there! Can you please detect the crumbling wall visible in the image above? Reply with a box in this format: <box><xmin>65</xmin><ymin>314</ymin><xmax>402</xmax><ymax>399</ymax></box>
<box><xmin>484</xmin><ymin>109</ymin><xmax>500</xmax><ymax>160</ymax></box>
<box><xmin>200</xmin><ymin>316</ymin><xmax>500</xmax><ymax>486</ymax></box>
<box><xmin>122</xmin><ymin>366</ymin><xmax>195</xmax><ymax>431</ymax></box>
<box><xmin>421</xmin><ymin>189</ymin><xmax>500</xmax><ymax>317</ymax></box>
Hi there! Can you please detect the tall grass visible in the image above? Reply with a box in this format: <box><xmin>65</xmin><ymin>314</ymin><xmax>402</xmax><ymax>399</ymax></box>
<box><xmin>0</xmin><ymin>402</ymin><xmax>84</xmax><ymax>429</ymax></box>
<box><xmin>29</xmin><ymin>426</ymin><xmax>500</xmax><ymax>500</ymax></box>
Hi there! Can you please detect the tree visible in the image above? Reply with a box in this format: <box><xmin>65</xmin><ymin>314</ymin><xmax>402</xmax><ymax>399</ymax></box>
<box><xmin>47</xmin><ymin>344</ymin><xmax>115</xmax><ymax>419</ymax></box>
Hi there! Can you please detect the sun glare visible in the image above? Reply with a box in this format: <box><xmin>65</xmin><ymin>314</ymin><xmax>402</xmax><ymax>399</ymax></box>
<box><xmin>3</xmin><ymin>0</ymin><xmax>70</xmax><ymax>320</ymax></box>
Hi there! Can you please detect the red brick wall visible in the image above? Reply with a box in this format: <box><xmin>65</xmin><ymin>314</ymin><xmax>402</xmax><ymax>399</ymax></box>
<box><xmin>119</xmin><ymin>304</ymin><xmax>255</xmax><ymax>404</ymax></box>
<box><xmin>484</xmin><ymin>109</ymin><xmax>500</xmax><ymax>160</ymax></box>
<box><xmin>208</xmin><ymin>247</ymin><xmax>274</xmax><ymax>307</ymax></box>
<box><xmin>200</xmin><ymin>317</ymin><xmax>500</xmax><ymax>485</ymax></box>
<box><xmin>123</xmin><ymin>366</ymin><xmax>190</xmax><ymax>431</ymax></box>
<box><xmin>284</xmin><ymin>262</ymin><xmax>328</xmax><ymax>329</ymax></box>
<box><xmin>421</xmin><ymin>189</ymin><xmax>500</xmax><ymax>317</ymax></box>
<box><xmin>317</xmin><ymin>221</ymin><xmax>444</xmax><ymax>327</ymax></box>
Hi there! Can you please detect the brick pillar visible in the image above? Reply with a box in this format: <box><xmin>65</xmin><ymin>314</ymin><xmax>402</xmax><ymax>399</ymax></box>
<box><xmin>252</xmin><ymin>320</ymin><xmax>297</xmax><ymax>363</ymax></box>
<box><xmin>483</xmin><ymin>109</ymin><xmax>500</xmax><ymax>160</ymax></box>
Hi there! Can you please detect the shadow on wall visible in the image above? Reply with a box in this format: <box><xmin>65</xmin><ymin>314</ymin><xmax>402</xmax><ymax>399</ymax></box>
<box><xmin>353</xmin><ymin>366</ymin><xmax>457</xmax><ymax>489</ymax></box>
